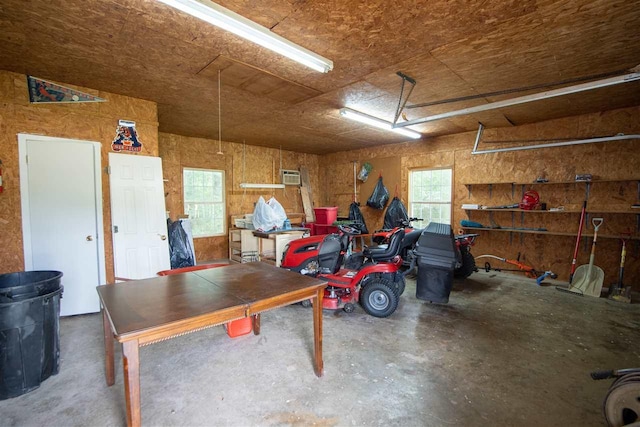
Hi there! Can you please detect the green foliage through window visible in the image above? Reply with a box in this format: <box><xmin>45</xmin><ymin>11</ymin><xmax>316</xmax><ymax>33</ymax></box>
<box><xmin>409</xmin><ymin>168</ymin><xmax>452</xmax><ymax>228</ymax></box>
<box><xmin>183</xmin><ymin>168</ymin><xmax>225</xmax><ymax>237</ymax></box>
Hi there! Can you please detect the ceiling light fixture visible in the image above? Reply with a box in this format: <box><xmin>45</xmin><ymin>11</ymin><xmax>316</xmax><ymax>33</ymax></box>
<box><xmin>239</xmin><ymin>183</ymin><xmax>286</xmax><ymax>189</ymax></box>
<box><xmin>156</xmin><ymin>0</ymin><xmax>333</xmax><ymax>73</ymax></box>
<box><xmin>339</xmin><ymin>108</ymin><xmax>422</xmax><ymax>139</ymax></box>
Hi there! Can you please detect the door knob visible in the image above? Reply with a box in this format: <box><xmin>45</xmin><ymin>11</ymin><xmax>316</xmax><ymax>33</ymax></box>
<box><xmin>159</xmin><ymin>234</ymin><xmax>167</xmax><ymax>241</ymax></box>
<box><xmin>86</xmin><ymin>235</ymin><xmax>93</xmax><ymax>241</ymax></box>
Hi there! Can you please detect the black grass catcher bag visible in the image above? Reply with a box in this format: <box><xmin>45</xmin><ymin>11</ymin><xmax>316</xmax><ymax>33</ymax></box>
<box><xmin>366</xmin><ymin>176</ymin><xmax>390</xmax><ymax>210</ymax></box>
<box><xmin>383</xmin><ymin>197</ymin><xmax>409</xmax><ymax>229</ymax></box>
<box><xmin>348</xmin><ymin>201</ymin><xmax>368</xmax><ymax>234</ymax></box>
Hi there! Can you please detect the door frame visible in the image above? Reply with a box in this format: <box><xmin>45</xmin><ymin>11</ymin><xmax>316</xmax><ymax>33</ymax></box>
<box><xmin>18</xmin><ymin>133</ymin><xmax>107</xmax><ymax>286</ymax></box>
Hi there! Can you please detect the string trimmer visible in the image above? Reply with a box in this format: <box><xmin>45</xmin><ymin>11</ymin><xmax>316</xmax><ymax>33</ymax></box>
<box><xmin>476</xmin><ymin>253</ymin><xmax>558</xmax><ymax>285</ymax></box>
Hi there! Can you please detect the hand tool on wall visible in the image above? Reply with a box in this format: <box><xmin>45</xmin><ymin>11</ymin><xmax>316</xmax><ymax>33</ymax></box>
<box><xmin>566</xmin><ymin>217</ymin><xmax>605</xmax><ymax>297</ymax></box>
<box><xmin>569</xmin><ymin>183</ymin><xmax>590</xmax><ymax>283</ymax></box>
<box><xmin>608</xmin><ymin>234</ymin><xmax>632</xmax><ymax>303</ymax></box>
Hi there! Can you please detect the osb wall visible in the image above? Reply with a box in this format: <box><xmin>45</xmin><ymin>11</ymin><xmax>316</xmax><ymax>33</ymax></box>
<box><xmin>320</xmin><ymin>106</ymin><xmax>640</xmax><ymax>289</ymax></box>
<box><xmin>0</xmin><ymin>71</ymin><xmax>158</xmax><ymax>280</ymax></box>
<box><xmin>159</xmin><ymin>133</ymin><xmax>320</xmax><ymax>262</ymax></box>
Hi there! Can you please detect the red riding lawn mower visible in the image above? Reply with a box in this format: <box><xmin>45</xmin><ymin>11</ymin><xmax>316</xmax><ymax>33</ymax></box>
<box><xmin>280</xmin><ymin>225</ymin><xmax>408</xmax><ymax>318</ymax></box>
<box><xmin>372</xmin><ymin>218</ymin><xmax>479</xmax><ymax>278</ymax></box>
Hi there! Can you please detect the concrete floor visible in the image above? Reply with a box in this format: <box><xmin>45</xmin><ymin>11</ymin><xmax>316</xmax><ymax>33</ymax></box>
<box><xmin>1</xmin><ymin>270</ymin><xmax>639</xmax><ymax>426</ymax></box>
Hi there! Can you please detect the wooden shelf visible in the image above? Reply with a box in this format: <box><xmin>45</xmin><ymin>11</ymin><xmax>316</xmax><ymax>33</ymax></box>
<box><xmin>464</xmin><ymin>208</ymin><xmax>640</xmax><ymax>214</ymax></box>
<box><xmin>463</xmin><ymin>178</ymin><xmax>640</xmax><ymax>187</ymax></box>
<box><xmin>588</xmin><ymin>210</ymin><xmax>640</xmax><ymax>214</ymax></box>
<box><xmin>462</xmin><ymin>178</ymin><xmax>640</xmax><ymax>236</ymax></box>
<box><xmin>464</xmin><ymin>208</ymin><xmax>581</xmax><ymax>213</ymax></box>
<box><xmin>461</xmin><ymin>227</ymin><xmax>640</xmax><ymax>240</ymax></box>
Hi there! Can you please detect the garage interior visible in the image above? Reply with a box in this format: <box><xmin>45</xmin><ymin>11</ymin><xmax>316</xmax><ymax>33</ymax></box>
<box><xmin>1</xmin><ymin>0</ymin><xmax>640</xmax><ymax>426</ymax></box>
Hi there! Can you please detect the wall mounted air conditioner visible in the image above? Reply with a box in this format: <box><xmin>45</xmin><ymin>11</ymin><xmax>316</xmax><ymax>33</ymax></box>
<box><xmin>281</xmin><ymin>169</ymin><xmax>301</xmax><ymax>185</ymax></box>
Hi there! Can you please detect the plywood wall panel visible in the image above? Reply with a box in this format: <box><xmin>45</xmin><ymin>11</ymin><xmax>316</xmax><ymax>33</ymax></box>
<box><xmin>319</xmin><ymin>104</ymin><xmax>640</xmax><ymax>290</ymax></box>
<box><xmin>0</xmin><ymin>71</ymin><xmax>159</xmax><ymax>283</ymax></box>
<box><xmin>159</xmin><ymin>133</ymin><xmax>321</xmax><ymax>262</ymax></box>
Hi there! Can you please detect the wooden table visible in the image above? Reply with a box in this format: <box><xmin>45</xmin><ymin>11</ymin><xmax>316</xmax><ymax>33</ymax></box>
<box><xmin>97</xmin><ymin>262</ymin><xmax>327</xmax><ymax>427</ymax></box>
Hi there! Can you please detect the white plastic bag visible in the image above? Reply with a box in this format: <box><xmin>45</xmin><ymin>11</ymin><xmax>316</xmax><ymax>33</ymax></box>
<box><xmin>252</xmin><ymin>196</ymin><xmax>274</xmax><ymax>231</ymax></box>
<box><xmin>252</xmin><ymin>196</ymin><xmax>287</xmax><ymax>231</ymax></box>
<box><xmin>267</xmin><ymin>197</ymin><xmax>287</xmax><ymax>228</ymax></box>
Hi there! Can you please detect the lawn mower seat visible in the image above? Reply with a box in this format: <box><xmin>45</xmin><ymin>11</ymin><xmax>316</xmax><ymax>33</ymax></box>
<box><xmin>339</xmin><ymin>231</ymin><xmax>351</xmax><ymax>252</ymax></box>
<box><xmin>364</xmin><ymin>228</ymin><xmax>405</xmax><ymax>262</ymax></box>
<box><xmin>317</xmin><ymin>234</ymin><xmax>344</xmax><ymax>274</ymax></box>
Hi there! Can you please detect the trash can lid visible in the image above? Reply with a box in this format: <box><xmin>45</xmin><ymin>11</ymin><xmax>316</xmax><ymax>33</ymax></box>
<box><xmin>0</xmin><ymin>271</ymin><xmax>63</xmax><ymax>299</ymax></box>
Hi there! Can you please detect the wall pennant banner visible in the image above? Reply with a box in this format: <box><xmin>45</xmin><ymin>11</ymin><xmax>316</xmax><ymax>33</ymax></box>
<box><xmin>112</xmin><ymin>120</ymin><xmax>143</xmax><ymax>153</ymax></box>
<box><xmin>27</xmin><ymin>76</ymin><xmax>106</xmax><ymax>103</ymax></box>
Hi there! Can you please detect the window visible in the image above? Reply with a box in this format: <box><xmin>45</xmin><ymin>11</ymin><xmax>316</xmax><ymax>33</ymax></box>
<box><xmin>183</xmin><ymin>168</ymin><xmax>225</xmax><ymax>237</ymax></box>
<box><xmin>409</xmin><ymin>168</ymin><xmax>453</xmax><ymax>228</ymax></box>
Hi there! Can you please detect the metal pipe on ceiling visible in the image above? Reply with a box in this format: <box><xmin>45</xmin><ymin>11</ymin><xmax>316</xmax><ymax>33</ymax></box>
<box><xmin>471</xmin><ymin>123</ymin><xmax>640</xmax><ymax>155</ymax></box>
<box><xmin>406</xmin><ymin>69</ymin><xmax>630</xmax><ymax>109</ymax></box>
<box><xmin>394</xmin><ymin>71</ymin><xmax>640</xmax><ymax>128</ymax></box>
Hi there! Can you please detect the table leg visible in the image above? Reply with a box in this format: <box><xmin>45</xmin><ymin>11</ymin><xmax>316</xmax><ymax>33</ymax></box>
<box><xmin>252</xmin><ymin>313</ymin><xmax>261</xmax><ymax>335</ymax></box>
<box><xmin>313</xmin><ymin>288</ymin><xmax>324</xmax><ymax>377</ymax></box>
<box><xmin>102</xmin><ymin>308</ymin><xmax>115</xmax><ymax>386</ymax></box>
<box><xmin>122</xmin><ymin>340</ymin><xmax>141</xmax><ymax>427</ymax></box>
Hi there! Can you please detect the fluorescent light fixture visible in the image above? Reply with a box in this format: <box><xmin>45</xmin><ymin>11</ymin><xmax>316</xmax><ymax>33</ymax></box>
<box><xmin>339</xmin><ymin>108</ymin><xmax>422</xmax><ymax>139</ymax></box>
<box><xmin>240</xmin><ymin>183</ymin><xmax>286</xmax><ymax>189</ymax></box>
<box><xmin>156</xmin><ymin>0</ymin><xmax>333</xmax><ymax>73</ymax></box>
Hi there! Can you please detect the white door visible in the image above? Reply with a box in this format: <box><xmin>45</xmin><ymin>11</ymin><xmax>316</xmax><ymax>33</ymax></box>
<box><xmin>109</xmin><ymin>153</ymin><xmax>170</xmax><ymax>280</ymax></box>
<box><xmin>19</xmin><ymin>134</ymin><xmax>106</xmax><ymax>316</ymax></box>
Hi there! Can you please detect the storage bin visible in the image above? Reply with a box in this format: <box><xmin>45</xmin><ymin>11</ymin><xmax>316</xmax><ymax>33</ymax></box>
<box><xmin>313</xmin><ymin>224</ymin><xmax>339</xmax><ymax>235</ymax></box>
<box><xmin>313</xmin><ymin>207</ymin><xmax>338</xmax><ymax>225</ymax></box>
<box><xmin>225</xmin><ymin>317</ymin><xmax>253</xmax><ymax>338</ymax></box>
<box><xmin>0</xmin><ymin>271</ymin><xmax>63</xmax><ymax>400</ymax></box>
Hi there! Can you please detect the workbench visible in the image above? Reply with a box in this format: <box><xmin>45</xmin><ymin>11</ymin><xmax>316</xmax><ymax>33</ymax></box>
<box><xmin>252</xmin><ymin>228</ymin><xmax>310</xmax><ymax>266</ymax></box>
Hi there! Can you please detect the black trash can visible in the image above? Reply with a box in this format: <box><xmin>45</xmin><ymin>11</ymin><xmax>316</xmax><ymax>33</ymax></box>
<box><xmin>0</xmin><ymin>271</ymin><xmax>63</xmax><ymax>400</ymax></box>
<box><xmin>415</xmin><ymin>223</ymin><xmax>457</xmax><ymax>303</ymax></box>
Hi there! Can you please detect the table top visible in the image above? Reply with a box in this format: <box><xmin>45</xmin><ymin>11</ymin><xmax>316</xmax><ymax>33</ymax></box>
<box><xmin>252</xmin><ymin>228</ymin><xmax>310</xmax><ymax>238</ymax></box>
<box><xmin>97</xmin><ymin>262</ymin><xmax>326</xmax><ymax>341</ymax></box>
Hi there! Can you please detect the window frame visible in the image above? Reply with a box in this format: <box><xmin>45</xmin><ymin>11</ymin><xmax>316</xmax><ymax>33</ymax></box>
<box><xmin>182</xmin><ymin>167</ymin><xmax>226</xmax><ymax>238</ymax></box>
<box><xmin>407</xmin><ymin>167</ymin><xmax>454</xmax><ymax>228</ymax></box>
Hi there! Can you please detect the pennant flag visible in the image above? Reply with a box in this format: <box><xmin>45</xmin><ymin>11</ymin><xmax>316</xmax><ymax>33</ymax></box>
<box><xmin>27</xmin><ymin>76</ymin><xmax>106</xmax><ymax>104</ymax></box>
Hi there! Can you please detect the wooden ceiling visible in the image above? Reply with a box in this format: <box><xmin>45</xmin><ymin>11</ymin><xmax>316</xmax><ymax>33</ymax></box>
<box><xmin>1</xmin><ymin>0</ymin><xmax>639</xmax><ymax>154</ymax></box>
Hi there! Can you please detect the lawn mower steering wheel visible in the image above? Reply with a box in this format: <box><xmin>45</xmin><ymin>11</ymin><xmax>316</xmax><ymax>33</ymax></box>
<box><xmin>338</xmin><ymin>224</ymin><xmax>361</xmax><ymax>235</ymax></box>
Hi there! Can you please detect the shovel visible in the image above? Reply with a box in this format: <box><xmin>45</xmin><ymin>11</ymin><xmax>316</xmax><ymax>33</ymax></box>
<box><xmin>569</xmin><ymin>218</ymin><xmax>604</xmax><ymax>297</ymax></box>
<box><xmin>608</xmin><ymin>235</ymin><xmax>632</xmax><ymax>303</ymax></box>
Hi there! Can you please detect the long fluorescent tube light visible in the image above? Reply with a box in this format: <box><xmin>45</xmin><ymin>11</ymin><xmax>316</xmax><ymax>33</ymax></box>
<box><xmin>339</xmin><ymin>108</ymin><xmax>421</xmax><ymax>139</ymax></box>
<box><xmin>240</xmin><ymin>183</ymin><xmax>286</xmax><ymax>189</ymax></box>
<box><xmin>156</xmin><ymin>0</ymin><xmax>333</xmax><ymax>73</ymax></box>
